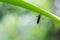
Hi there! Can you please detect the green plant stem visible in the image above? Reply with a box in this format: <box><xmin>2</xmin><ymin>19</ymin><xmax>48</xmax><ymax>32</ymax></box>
<box><xmin>0</xmin><ymin>0</ymin><xmax>60</xmax><ymax>22</ymax></box>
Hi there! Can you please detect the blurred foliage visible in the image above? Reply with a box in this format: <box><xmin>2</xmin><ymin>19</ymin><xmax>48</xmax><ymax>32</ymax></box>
<box><xmin>0</xmin><ymin>0</ymin><xmax>60</xmax><ymax>40</ymax></box>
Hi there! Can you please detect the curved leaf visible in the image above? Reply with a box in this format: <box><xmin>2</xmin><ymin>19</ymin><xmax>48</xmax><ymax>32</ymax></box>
<box><xmin>0</xmin><ymin>0</ymin><xmax>60</xmax><ymax>22</ymax></box>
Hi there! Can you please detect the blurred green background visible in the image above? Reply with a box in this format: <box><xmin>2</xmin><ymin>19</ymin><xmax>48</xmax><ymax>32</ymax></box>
<box><xmin>0</xmin><ymin>0</ymin><xmax>60</xmax><ymax>40</ymax></box>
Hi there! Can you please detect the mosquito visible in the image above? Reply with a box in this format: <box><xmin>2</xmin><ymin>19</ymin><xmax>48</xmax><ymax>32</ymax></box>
<box><xmin>27</xmin><ymin>14</ymin><xmax>41</xmax><ymax>24</ymax></box>
<box><xmin>37</xmin><ymin>14</ymin><xmax>41</xmax><ymax>24</ymax></box>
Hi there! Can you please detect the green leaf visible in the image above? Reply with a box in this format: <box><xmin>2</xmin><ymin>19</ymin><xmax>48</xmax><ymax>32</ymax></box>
<box><xmin>0</xmin><ymin>0</ymin><xmax>60</xmax><ymax>22</ymax></box>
